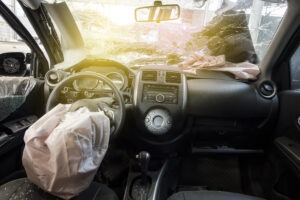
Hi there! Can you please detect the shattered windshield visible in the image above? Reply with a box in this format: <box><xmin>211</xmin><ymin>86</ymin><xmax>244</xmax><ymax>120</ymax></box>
<box><xmin>67</xmin><ymin>0</ymin><xmax>287</xmax><ymax>74</ymax></box>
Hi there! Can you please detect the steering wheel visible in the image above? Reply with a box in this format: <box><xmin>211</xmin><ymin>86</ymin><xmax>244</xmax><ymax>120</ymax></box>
<box><xmin>46</xmin><ymin>72</ymin><xmax>125</xmax><ymax>138</ymax></box>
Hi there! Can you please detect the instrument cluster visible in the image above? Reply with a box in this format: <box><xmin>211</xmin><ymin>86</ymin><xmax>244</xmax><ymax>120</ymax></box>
<box><xmin>72</xmin><ymin>72</ymin><xmax>126</xmax><ymax>91</ymax></box>
<box><xmin>46</xmin><ymin>69</ymin><xmax>128</xmax><ymax>91</ymax></box>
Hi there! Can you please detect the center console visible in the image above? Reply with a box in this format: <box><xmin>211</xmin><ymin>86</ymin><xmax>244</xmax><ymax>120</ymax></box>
<box><xmin>133</xmin><ymin>67</ymin><xmax>187</xmax><ymax>140</ymax></box>
<box><xmin>128</xmin><ymin>67</ymin><xmax>188</xmax><ymax>200</ymax></box>
<box><xmin>123</xmin><ymin>151</ymin><xmax>170</xmax><ymax>200</ymax></box>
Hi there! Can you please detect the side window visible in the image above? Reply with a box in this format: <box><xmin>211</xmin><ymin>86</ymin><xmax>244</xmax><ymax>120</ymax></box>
<box><xmin>290</xmin><ymin>45</ymin><xmax>300</xmax><ymax>89</ymax></box>
<box><xmin>0</xmin><ymin>0</ymin><xmax>45</xmax><ymax>76</ymax></box>
<box><xmin>0</xmin><ymin>8</ymin><xmax>32</xmax><ymax>53</ymax></box>
<box><xmin>0</xmin><ymin>14</ymin><xmax>31</xmax><ymax>76</ymax></box>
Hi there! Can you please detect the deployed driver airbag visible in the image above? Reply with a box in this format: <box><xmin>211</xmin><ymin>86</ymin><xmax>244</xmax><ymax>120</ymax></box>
<box><xmin>22</xmin><ymin>104</ymin><xmax>110</xmax><ymax>199</ymax></box>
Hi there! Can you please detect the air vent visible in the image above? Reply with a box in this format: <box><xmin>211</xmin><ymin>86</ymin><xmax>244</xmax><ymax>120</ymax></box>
<box><xmin>45</xmin><ymin>70</ymin><xmax>66</xmax><ymax>87</ymax></box>
<box><xmin>259</xmin><ymin>80</ymin><xmax>276</xmax><ymax>98</ymax></box>
<box><xmin>166</xmin><ymin>72</ymin><xmax>181</xmax><ymax>83</ymax></box>
<box><xmin>142</xmin><ymin>71</ymin><xmax>157</xmax><ymax>81</ymax></box>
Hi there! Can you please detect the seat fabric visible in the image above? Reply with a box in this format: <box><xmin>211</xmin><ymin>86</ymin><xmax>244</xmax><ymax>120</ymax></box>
<box><xmin>168</xmin><ymin>191</ymin><xmax>265</xmax><ymax>200</ymax></box>
<box><xmin>0</xmin><ymin>178</ymin><xmax>118</xmax><ymax>200</ymax></box>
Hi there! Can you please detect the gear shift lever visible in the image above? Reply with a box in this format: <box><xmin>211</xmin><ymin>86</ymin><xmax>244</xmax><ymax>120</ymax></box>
<box><xmin>136</xmin><ymin>151</ymin><xmax>151</xmax><ymax>184</ymax></box>
<box><xmin>131</xmin><ymin>151</ymin><xmax>151</xmax><ymax>200</ymax></box>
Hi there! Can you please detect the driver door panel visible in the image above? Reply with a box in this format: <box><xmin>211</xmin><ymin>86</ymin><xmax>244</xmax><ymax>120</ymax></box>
<box><xmin>0</xmin><ymin>79</ymin><xmax>44</xmax><ymax>183</ymax></box>
<box><xmin>0</xmin><ymin>1</ymin><xmax>48</xmax><ymax>183</ymax></box>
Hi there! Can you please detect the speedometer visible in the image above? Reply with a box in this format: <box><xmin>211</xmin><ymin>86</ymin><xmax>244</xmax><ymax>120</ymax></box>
<box><xmin>73</xmin><ymin>77</ymin><xmax>99</xmax><ymax>90</ymax></box>
<box><xmin>106</xmin><ymin>72</ymin><xmax>125</xmax><ymax>90</ymax></box>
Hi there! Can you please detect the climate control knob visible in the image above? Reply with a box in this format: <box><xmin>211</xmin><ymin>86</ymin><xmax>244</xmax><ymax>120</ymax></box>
<box><xmin>144</xmin><ymin>109</ymin><xmax>172</xmax><ymax>135</ymax></box>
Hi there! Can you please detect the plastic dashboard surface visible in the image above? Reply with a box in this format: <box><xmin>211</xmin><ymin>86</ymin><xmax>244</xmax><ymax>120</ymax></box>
<box><xmin>187</xmin><ymin>78</ymin><xmax>275</xmax><ymax>119</ymax></box>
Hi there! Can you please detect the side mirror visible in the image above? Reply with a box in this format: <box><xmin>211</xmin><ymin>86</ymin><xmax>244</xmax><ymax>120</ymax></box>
<box><xmin>135</xmin><ymin>4</ymin><xmax>180</xmax><ymax>22</ymax></box>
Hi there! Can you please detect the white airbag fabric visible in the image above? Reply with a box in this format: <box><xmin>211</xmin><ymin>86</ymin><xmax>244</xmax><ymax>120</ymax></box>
<box><xmin>22</xmin><ymin>104</ymin><xmax>110</xmax><ymax>199</ymax></box>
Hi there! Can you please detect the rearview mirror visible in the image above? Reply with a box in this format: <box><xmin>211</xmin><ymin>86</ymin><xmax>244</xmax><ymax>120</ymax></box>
<box><xmin>135</xmin><ymin>4</ymin><xmax>180</xmax><ymax>22</ymax></box>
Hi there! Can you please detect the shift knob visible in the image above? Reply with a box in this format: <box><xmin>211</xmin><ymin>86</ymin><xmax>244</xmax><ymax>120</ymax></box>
<box><xmin>136</xmin><ymin>151</ymin><xmax>151</xmax><ymax>184</ymax></box>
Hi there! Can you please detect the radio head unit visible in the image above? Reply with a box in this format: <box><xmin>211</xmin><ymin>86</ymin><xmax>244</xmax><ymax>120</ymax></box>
<box><xmin>142</xmin><ymin>84</ymin><xmax>178</xmax><ymax>104</ymax></box>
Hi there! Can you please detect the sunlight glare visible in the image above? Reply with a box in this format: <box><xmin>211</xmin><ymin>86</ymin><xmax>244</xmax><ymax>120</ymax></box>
<box><xmin>103</xmin><ymin>5</ymin><xmax>135</xmax><ymax>25</ymax></box>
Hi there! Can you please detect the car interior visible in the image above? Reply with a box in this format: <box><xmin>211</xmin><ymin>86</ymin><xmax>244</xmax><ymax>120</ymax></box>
<box><xmin>0</xmin><ymin>0</ymin><xmax>300</xmax><ymax>200</ymax></box>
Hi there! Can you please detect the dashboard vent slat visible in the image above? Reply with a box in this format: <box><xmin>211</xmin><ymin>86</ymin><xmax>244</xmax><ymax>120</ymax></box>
<box><xmin>142</xmin><ymin>71</ymin><xmax>157</xmax><ymax>81</ymax></box>
<box><xmin>166</xmin><ymin>72</ymin><xmax>181</xmax><ymax>83</ymax></box>
<box><xmin>258</xmin><ymin>80</ymin><xmax>276</xmax><ymax>99</ymax></box>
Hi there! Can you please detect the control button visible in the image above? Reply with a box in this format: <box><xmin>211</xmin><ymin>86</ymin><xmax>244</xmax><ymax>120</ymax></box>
<box><xmin>153</xmin><ymin>116</ymin><xmax>163</xmax><ymax>128</ymax></box>
<box><xmin>26</xmin><ymin>116</ymin><xmax>38</xmax><ymax>124</ymax></box>
<box><xmin>156</xmin><ymin>94</ymin><xmax>165</xmax><ymax>103</ymax></box>
<box><xmin>84</xmin><ymin>91</ymin><xmax>94</xmax><ymax>98</ymax></box>
<box><xmin>20</xmin><ymin>120</ymin><xmax>30</xmax><ymax>126</ymax></box>
<box><xmin>145</xmin><ymin>117</ymin><xmax>151</xmax><ymax>124</ymax></box>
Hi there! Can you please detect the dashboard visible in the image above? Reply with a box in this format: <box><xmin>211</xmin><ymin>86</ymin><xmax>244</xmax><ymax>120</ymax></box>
<box><xmin>44</xmin><ymin>58</ymin><xmax>278</xmax><ymax>149</ymax></box>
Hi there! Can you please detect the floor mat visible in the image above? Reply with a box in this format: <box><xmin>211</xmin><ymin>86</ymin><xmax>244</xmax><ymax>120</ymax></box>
<box><xmin>179</xmin><ymin>155</ymin><xmax>242</xmax><ymax>193</ymax></box>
